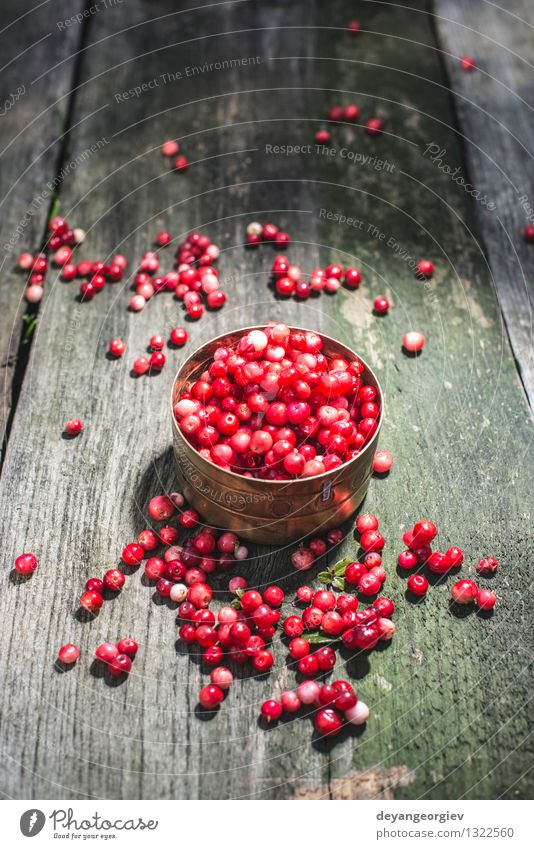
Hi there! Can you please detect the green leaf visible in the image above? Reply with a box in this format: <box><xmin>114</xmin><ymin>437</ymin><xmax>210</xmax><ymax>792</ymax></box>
<box><xmin>22</xmin><ymin>315</ymin><xmax>36</xmax><ymax>343</ymax></box>
<box><xmin>49</xmin><ymin>195</ymin><xmax>61</xmax><ymax>221</ymax></box>
<box><xmin>332</xmin><ymin>577</ymin><xmax>345</xmax><ymax>591</ymax></box>
<box><xmin>231</xmin><ymin>598</ymin><xmax>242</xmax><ymax>609</ymax></box>
<box><xmin>317</xmin><ymin>571</ymin><xmax>332</xmax><ymax>585</ymax></box>
<box><xmin>334</xmin><ymin>558</ymin><xmax>352</xmax><ymax>576</ymax></box>
<box><xmin>235</xmin><ymin>588</ymin><xmax>245</xmax><ymax>598</ymax></box>
<box><xmin>305</xmin><ymin>631</ymin><xmax>341</xmax><ymax>645</ymax></box>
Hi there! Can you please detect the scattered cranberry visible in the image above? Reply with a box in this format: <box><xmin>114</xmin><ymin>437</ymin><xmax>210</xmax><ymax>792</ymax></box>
<box><xmin>58</xmin><ymin>644</ymin><xmax>80</xmax><ymax>665</ymax></box>
<box><xmin>522</xmin><ymin>224</ymin><xmax>534</xmax><ymax>243</ymax></box>
<box><xmin>460</xmin><ymin>55</ymin><xmax>476</xmax><ymax>71</ymax></box>
<box><xmin>25</xmin><ymin>285</ymin><xmax>44</xmax><ymax>304</ymax></box>
<box><xmin>416</xmin><ymin>260</ymin><xmax>434</xmax><ymax>279</ymax></box>
<box><xmin>373</xmin><ymin>450</ymin><xmax>392</xmax><ymax>473</ymax></box>
<box><xmin>162</xmin><ymin>140</ymin><xmax>179</xmax><ymax>156</ymax></box>
<box><xmin>451</xmin><ymin>579</ymin><xmax>478</xmax><ymax>605</ymax></box>
<box><xmin>14</xmin><ymin>552</ymin><xmax>38</xmax><ymax>575</ymax></box>
<box><xmin>412</xmin><ymin>520</ymin><xmax>437</xmax><ymax>545</ymax></box>
<box><xmin>476</xmin><ymin>556</ymin><xmax>498</xmax><ymax>575</ymax></box>
<box><xmin>261</xmin><ymin>699</ymin><xmax>282</xmax><ymax>722</ymax></box>
<box><xmin>446</xmin><ymin>546</ymin><xmax>464</xmax><ymax>568</ymax></box>
<box><xmin>281</xmin><ymin>691</ymin><xmax>301</xmax><ymax>713</ymax></box>
<box><xmin>475</xmin><ymin>588</ymin><xmax>496</xmax><ymax>610</ymax></box>
<box><xmin>402</xmin><ymin>331</ymin><xmax>426</xmax><ymax>353</ymax></box>
<box><xmin>365</xmin><ymin>118</ymin><xmax>383</xmax><ymax>136</ymax></box>
<box><xmin>80</xmin><ymin>590</ymin><xmax>104</xmax><ymax>614</ymax></box>
<box><xmin>174</xmin><ymin>155</ymin><xmax>189</xmax><ymax>172</ymax></box>
<box><xmin>117</xmin><ymin>638</ymin><xmax>138</xmax><ymax>657</ymax></box>
<box><xmin>407</xmin><ymin>574</ymin><xmax>428</xmax><ymax>596</ymax></box>
<box><xmin>315</xmin><ymin>708</ymin><xmax>343</xmax><ymax>737</ymax></box>
<box><xmin>64</xmin><ymin>419</ymin><xmax>83</xmax><ymax>436</ymax></box>
<box><xmin>109</xmin><ymin>339</ymin><xmax>126</xmax><ymax>357</ymax></box>
<box><xmin>86</xmin><ymin>577</ymin><xmax>104</xmax><ymax>593</ymax></box>
<box><xmin>95</xmin><ymin>642</ymin><xmax>119</xmax><ymax>664</ymax></box>
<box><xmin>133</xmin><ymin>357</ymin><xmax>150</xmax><ymax>375</ymax></box>
<box><xmin>170</xmin><ymin>327</ymin><xmax>188</xmax><ymax>346</ymax></box>
<box><xmin>104</xmin><ymin>568</ymin><xmax>126</xmax><ymax>591</ymax></box>
<box><xmin>149</xmin><ymin>351</ymin><xmax>166</xmax><ymax>371</ymax></box>
<box><xmin>315</xmin><ymin>129</ymin><xmax>332</xmax><ymax>144</ymax></box>
<box><xmin>347</xmin><ymin>20</ymin><xmax>361</xmax><ymax>35</ymax></box>
<box><xmin>122</xmin><ymin>543</ymin><xmax>144</xmax><ymax>565</ymax></box>
<box><xmin>345</xmin><ymin>700</ymin><xmax>369</xmax><ymax>725</ymax></box>
<box><xmin>373</xmin><ymin>297</ymin><xmax>390</xmax><ymax>315</ymax></box>
<box><xmin>110</xmin><ymin>653</ymin><xmax>132</xmax><ymax>677</ymax></box>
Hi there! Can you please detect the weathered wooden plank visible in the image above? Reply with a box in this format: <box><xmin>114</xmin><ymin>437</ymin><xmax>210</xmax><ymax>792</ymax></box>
<box><xmin>0</xmin><ymin>0</ymin><xmax>532</xmax><ymax>801</ymax></box>
<box><xmin>0</xmin><ymin>0</ymin><xmax>85</xmax><ymax>447</ymax></box>
<box><xmin>435</xmin><ymin>0</ymin><xmax>534</xmax><ymax>407</ymax></box>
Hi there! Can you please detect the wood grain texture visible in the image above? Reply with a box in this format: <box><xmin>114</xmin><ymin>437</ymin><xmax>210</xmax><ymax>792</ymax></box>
<box><xmin>0</xmin><ymin>0</ymin><xmax>85</xmax><ymax>446</ymax></box>
<box><xmin>435</xmin><ymin>0</ymin><xmax>534</xmax><ymax>407</ymax></box>
<box><xmin>0</xmin><ymin>0</ymin><xmax>532</xmax><ymax>800</ymax></box>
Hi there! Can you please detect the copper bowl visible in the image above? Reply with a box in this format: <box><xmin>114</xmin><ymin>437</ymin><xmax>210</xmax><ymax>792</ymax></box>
<box><xmin>170</xmin><ymin>326</ymin><xmax>383</xmax><ymax>545</ymax></box>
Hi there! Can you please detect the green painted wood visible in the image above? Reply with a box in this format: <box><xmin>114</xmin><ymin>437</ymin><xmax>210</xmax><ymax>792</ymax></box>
<box><xmin>0</xmin><ymin>0</ymin><xmax>85</xmax><ymax>447</ymax></box>
<box><xmin>435</xmin><ymin>0</ymin><xmax>534</xmax><ymax>408</ymax></box>
<box><xmin>0</xmin><ymin>0</ymin><xmax>532</xmax><ymax>800</ymax></box>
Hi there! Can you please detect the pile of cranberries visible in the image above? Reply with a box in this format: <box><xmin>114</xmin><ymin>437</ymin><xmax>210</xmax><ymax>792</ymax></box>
<box><xmin>17</xmin><ymin>216</ymin><xmax>127</xmax><ymax>305</ymax></box>
<box><xmin>173</xmin><ymin>324</ymin><xmax>380</xmax><ymax>478</ymax></box>
<box><xmin>130</xmin><ymin>228</ymin><xmax>224</xmax><ymax>319</ymax></box>
<box><xmin>162</xmin><ymin>139</ymin><xmax>189</xmax><ymax>172</ymax></box>
<box><xmin>262</xmin><ymin>679</ymin><xmax>369</xmax><ymax>737</ymax></box>
<box><xmin>271</xmin><ymin>254</ymin><xmax>362</xmax><ymax>300</ymax></box>
<box><xmin>245</xmin><ymin>221</ymin><xmax>291</xmax><ymax>247</ymax></box>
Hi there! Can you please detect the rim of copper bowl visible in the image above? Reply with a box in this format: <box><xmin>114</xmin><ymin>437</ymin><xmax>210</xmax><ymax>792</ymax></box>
<box><xmin>170</xmin><ymin>325</ymin><xmax>384</xmax><ymax>486</ymax></box>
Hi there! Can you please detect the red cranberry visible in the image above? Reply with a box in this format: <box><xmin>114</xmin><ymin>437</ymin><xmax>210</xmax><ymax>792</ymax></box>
<box><xmin>315</xmin><ymin>708</ymin><xmax>343</xmax><ymax>737</ymax></box>
<box><xmin>288</xmin><ymin>637</ymin><xmax>310</xmax><ymax>659</ymax></box>
<box><xmin>252</xmin><ymin>650</ymin><xmax>274</xmax><ymax>672</ymax></box>
<box><xmin>296</xmin><ymin>585</ymin><xmax>313</xmax><ymax>603</ymax></box>
<box><xmin>85</xmin><ymin>577</ymin><xmax>104</xmax><ymax>593</ymax></box>
<box><xmin>170</xmin><ymin>327</ymin><xmax>188</xmax><ymax>346</ymax></box>
<box><xmin>80</xmin><ymin>590</ymin><xmax>103</xmax><ymax>613</ymax></box>
<box><xmin>14</xmin><ymin>552</ymin><xmax>38</xmax><ymax>575</ymax></box>
<box><xmin>476</xmin><ymin>556</ymin><xmax>498</xmax><ymax>576</ymax></box>
<box><xmin>373</xmin><ymin>297</ymin><xmax>390</xmax><ymax>315</ymax></box>
<box><xmin>402</xmin><ymin>331</ymin><xmax>426</xmax><ymax>353</ymax></box>
<box><xmin>460</xmin><ymin>55</ymin><xmax>476</xmax><ymax>71</ymax></box>
<box><xmin>356</xmin><ymin>513</ymin><xmax>379</xmax><ymax>534</ymax></box>
<box><xmin>315</xmin><ymin>646</ymin><xmax>336</xmax><ymax>671</ymax></box>
<box><xmin>451</xmin><ymin>579</ymin><xmax>478</xmax><ymax>605</ymax></box>
<box><xmin>298</xmin><ymin>654</ymin><xmax>319</xmax><ymax>677</ymax></box>
<box><xmin>347</xmin><ymin>20</ymin><xmax>361</xmax><ymax>35</ymax></box>
<box><xmin>373</xmin><ymin>596</ymin><xmax>395</xmax><ymax>617</ymax></box>
<box><xmin>345</xmin><ymin>561</ymin><xmax>367</xmax><ymax>583</ymax></box>
<box><xmin>65</xmin><ymin>419</ymin><xmax>83</xmax><ymax>436</ymax></box>
<box><xmin>397</xmin><ymin>550</ymin><xmax>418</xmax><ymax>570</ymax></box>
<box><xmin>315</xmin><ymin>129</ymin><xmax>332</xmax><ymax>144</ymax></box>
<box><xmin>261</xmin><ymin>699</ymin><xmax>282</xmax><ymax>722</ymax></box>
<box><xmin>210</xmin><ymin>666</ymin><xmax>233</xmax><ymax>689</ymax></box>
<box><xmin>109</xmin><ymin>339</ymin><xmax>126</xmax><ymax>357</ymax></box>
<box><xmin>133</xmin><ymin>357</ymin><xmax>150</xmax><ymax>375</ymax></box>
<box><xmin>110</xmin><ymin>653</ymin><xmax>132</xmax><ymax>677</ymax></box>
<box><xmin>281</xmin><ymin>691</ymin><xmax>301</xmax><ymax>713</ymax></box>
<box><xmin>407</xmin><ymin>574</ymin><xmax>428</xmax><ymax>596</ymax></box>
<box><xmin>475</xmin><ymin>589</ymin><xmax>496</xmax><ymax>610</ymax></box>
<box><xmin>95</xmin><ymin>642</ymin><xmax>119</xmax><ymax>664</ymax></box>
<box><xmin>174</xmin><ymin>155</ymin><xmax>189</xmax><ymax>172</ymax></box>
<box><xmin>117</xmin><ymin>638</ymin><xmax>138</xmax><ymax>657</ymax></box>
<box><xmin>365</xmin><ymin>118</ymin><xmax>383</xmax><ymax>136</ymax></box>
<box><xmin>416</xmin><ymin>260</ymin><xmax>434</xmax><ymax>279</ymax></box>
<box><xmin>104</xmin><ymin>569</ymin><xmax>126</xmax><ymax>591</ymax></box>
<box><xmin>145</xmin><ymin>557</ymin><xmax>166</xmax><ymax>581</ymax></box>
<box><xmin>360</xmin><ymin>530</ymin><xmax>385</xmax><ymax>552</ymax></box>
<box><xmin>412</xmin><ymin>520</ymin><xmax>437</xmax><ymax>545</ymax></box>
<box><xmin>122</xmin><ymin>543</ymin><xmax>144</xmax><ymax>565</ymax></box>
<box><xmin>58</xmin><ymin>644</ymin><xmax>80</xmax><ymax>665</ymax></box>
<box><xmin>424</xmin><ymin>551</ymin><xmax>447</xmax><ymax>574</ymax></box>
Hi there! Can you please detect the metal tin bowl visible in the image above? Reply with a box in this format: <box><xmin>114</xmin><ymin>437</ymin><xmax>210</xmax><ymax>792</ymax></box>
<box><xmin>170</xmin><ymin>326</ymin><xmax>383</xmax><ymax>545</ymax></box>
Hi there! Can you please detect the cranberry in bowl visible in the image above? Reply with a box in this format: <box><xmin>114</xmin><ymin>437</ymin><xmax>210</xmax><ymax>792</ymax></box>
<box><xmin>171</xmin><ymin>325</ymin><xmax>383</xmax><ymax>544</ymax></box>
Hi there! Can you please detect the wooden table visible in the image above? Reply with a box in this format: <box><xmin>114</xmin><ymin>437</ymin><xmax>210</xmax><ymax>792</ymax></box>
<box><xmin>0</xmin><ymin>0</ymin><xmax>532</xmax><ymax>800</ymax></box>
